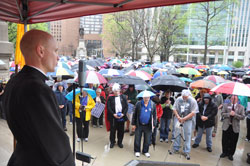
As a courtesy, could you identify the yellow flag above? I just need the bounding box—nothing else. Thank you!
[15,24,29,69]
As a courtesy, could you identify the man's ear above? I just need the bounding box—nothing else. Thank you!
[36,44,45,58]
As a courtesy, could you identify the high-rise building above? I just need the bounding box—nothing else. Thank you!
[225,0,250,65]
[50,18,80,56]
[172,0,250,66]
[80,15,103,57]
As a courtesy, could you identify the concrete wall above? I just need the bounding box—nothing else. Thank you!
[0,21,12,80]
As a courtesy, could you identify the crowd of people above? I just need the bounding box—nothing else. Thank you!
[1,29,250,166]
[38,76,249,161]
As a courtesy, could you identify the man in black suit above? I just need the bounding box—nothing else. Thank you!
[3,30,75,166]
[107,83,128,149]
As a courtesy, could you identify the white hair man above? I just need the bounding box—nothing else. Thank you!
[107,83,128,148]
[172,89,198,160]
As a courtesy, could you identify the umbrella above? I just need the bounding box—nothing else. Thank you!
[213,65,232,71]
[233,72,245,76]
[195,65,209,70]
[192,76,204,81]
[152,71,168,79]
[190,80,216,90]
[151,75,187,92]
[204,75,226,84]
[126,70,152,80]
[65,88,96,101]
[86,65,96,71]
[109,59,122,64]
[180,77,192,82]
[218,71,229,75]
[139,67,153,74]
[57,62,71,70]
[211,82,250,97]
[85,71,107,84]
[47,67,75,79]
[109,75,147,85]
[99,69,124,76]
[151,63,165,69]
[185,64,195,68]
[137,90,155,98]
[177,67,201,76]
[86,59,103,67]
[135,84,152,91]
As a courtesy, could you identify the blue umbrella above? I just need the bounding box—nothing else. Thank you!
[180,77,192,82]
[137,90,155,98]
[66,88,96,101]
[152,71,168,79]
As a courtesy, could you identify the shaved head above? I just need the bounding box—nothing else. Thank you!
[20,29,59,73]
[20,29,52,57]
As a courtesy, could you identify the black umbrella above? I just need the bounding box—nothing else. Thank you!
[193,76,204,81]
[86,59,104,67]
[233,72,245,76]
[151,75,187,92]
[109,75,147,85]
[243,75,250,84]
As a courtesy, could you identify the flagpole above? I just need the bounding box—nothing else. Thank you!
[14,21,27,150]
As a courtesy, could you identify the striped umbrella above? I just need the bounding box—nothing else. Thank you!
[152,71,168,79]
[139,67,153,74]
[211,82,250,97]
[109,59,122,64]
[99,69,124,76]
[195,65,209,70]
[204,75,226,84]
[190,80,216,90]
[58,62,71,69]
[47,67,74,79]
[126,70,152,80]
[85,71,107,84]
[177,67,201,76]
[218,71,229,75]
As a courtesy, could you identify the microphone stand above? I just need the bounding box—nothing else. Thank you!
[72,83,76,160]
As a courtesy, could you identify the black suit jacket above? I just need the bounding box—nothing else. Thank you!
[107,94,128,121]
[3,66,75,166]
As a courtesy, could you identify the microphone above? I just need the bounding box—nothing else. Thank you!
[78,60,86,88]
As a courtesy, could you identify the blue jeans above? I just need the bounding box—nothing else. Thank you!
[60,108,67,128]
[194,126,213,148]
[171,117,177,140]
[173,118,192,154]
[134,124,152,153]
[160,118,171,140]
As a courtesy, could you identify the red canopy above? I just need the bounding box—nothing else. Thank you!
[1,0,212,24]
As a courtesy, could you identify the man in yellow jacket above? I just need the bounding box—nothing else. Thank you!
[75,90,95,142]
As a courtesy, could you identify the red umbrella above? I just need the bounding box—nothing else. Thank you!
[211,82,250,97]
[1,0,213,24]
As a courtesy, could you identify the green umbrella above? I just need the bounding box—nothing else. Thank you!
[139,67,153,75]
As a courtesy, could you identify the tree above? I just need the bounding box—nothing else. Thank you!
[232,61,243,68]
[191,1,232,65]
[8,22,49,51]
[140,8,161,64]
[103,14,131,58]
[158,6,188,62]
